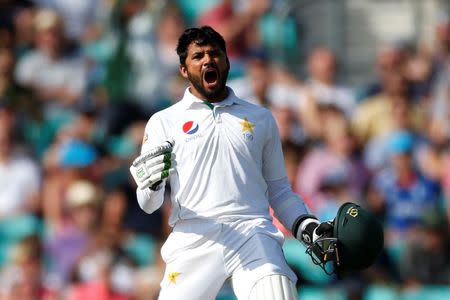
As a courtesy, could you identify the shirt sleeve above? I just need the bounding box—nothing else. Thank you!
[15,54,37,86]
[65,59,87,95]
[351,102,372,144]
[135,113,169,214]
[267,177,311,232]
[262,112,287,181]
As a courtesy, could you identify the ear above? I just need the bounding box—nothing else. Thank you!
[179,65,188,79]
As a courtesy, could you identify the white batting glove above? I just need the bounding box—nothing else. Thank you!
[293,215,334,246]
[130,140,176,190]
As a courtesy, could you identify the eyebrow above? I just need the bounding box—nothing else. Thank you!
[191,48,220,55]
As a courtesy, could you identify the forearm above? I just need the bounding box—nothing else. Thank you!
[215,11,257,42]
[35,86,80,104]
[131,138,175,214]
[268,180,332,250]
[267,177,312,235]
[136,186,165,214]
[210,0,268,43]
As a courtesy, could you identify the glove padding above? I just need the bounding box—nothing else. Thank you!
[295,217,334,246]
[130,140,176,190]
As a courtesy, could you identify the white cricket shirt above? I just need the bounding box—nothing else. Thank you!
[138,87,287,226]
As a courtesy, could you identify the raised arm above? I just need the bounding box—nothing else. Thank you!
[130,114,175,214]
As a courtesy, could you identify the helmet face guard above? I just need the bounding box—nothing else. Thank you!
[305,202,384,277]
[306,236,341,276]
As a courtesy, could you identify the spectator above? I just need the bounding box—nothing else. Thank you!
[228,48,272,106]
[41,138,100,272]
[44,180,101,287]
[0,235,56,300]
[0,48,15,99]
[298,48,356,139]
[403,45,434,102]
[423,13,450,145]
[432,12,450,63]
[68,223,136,300]
[197,0,270,77]
[271,105,304,146]
[368,131,441,244]
[230,48,304,112]
[128,2,186,111]
[358,41,410,101]
[101,0,147,104]
[133,245,165,300]
[0,1,35,50]
[301,48,356,115]
[15,9,87,107]
[96,187,159,264]
[0,47,34,117]
[0,100,41,218]
[352,67,425,172]
[296,110,367,215]
[33,0,102,42]
[400,210,450,286]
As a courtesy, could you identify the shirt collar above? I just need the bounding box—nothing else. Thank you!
[180,86,242,110]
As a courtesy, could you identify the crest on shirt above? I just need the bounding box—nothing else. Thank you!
[182,121,199,135]
[168,271,181,284]
[240,118,254,141]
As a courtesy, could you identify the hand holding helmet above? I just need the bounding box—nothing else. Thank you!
[297,203,384,277]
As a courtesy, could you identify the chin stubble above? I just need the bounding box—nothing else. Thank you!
[187,68,229,100]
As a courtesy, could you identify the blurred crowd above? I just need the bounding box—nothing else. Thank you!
[0,0,449,299]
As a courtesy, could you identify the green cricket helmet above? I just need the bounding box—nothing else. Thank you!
[306,202,384,276]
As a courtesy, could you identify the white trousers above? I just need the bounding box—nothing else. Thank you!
[158,218,297,300]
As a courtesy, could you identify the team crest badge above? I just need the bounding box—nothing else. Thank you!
[240,118,254,141]
[168,271,181,284]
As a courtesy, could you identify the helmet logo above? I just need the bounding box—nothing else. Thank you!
[302,233,311,243]
[346,207,358,217]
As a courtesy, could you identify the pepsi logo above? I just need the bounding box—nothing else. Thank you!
[182,121,199,135]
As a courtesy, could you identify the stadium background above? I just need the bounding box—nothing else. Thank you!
[0,0,449,299]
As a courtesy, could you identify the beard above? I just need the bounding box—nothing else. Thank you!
[187,66,229,100]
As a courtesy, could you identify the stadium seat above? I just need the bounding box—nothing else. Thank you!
[282,238,333,284]
[124,234,156,266]
[176,0,218,25]
[402,286,450,300]
[363,284,400,300]
[298,286,347,300]
[216,294,237,300]
[0,215,43,266]
[259,14,298,51]
[216,281,237,300]
[385,240,407,269]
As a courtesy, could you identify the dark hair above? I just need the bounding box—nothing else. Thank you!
[176,26,227,65]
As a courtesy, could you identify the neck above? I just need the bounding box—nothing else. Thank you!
[102,220,123,231]
[314,77,333,86]
[386,91,407,100]
[190,86,229,103]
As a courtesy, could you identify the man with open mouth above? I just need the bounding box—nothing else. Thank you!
[183,38,229,102]
[129,26,345,300]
